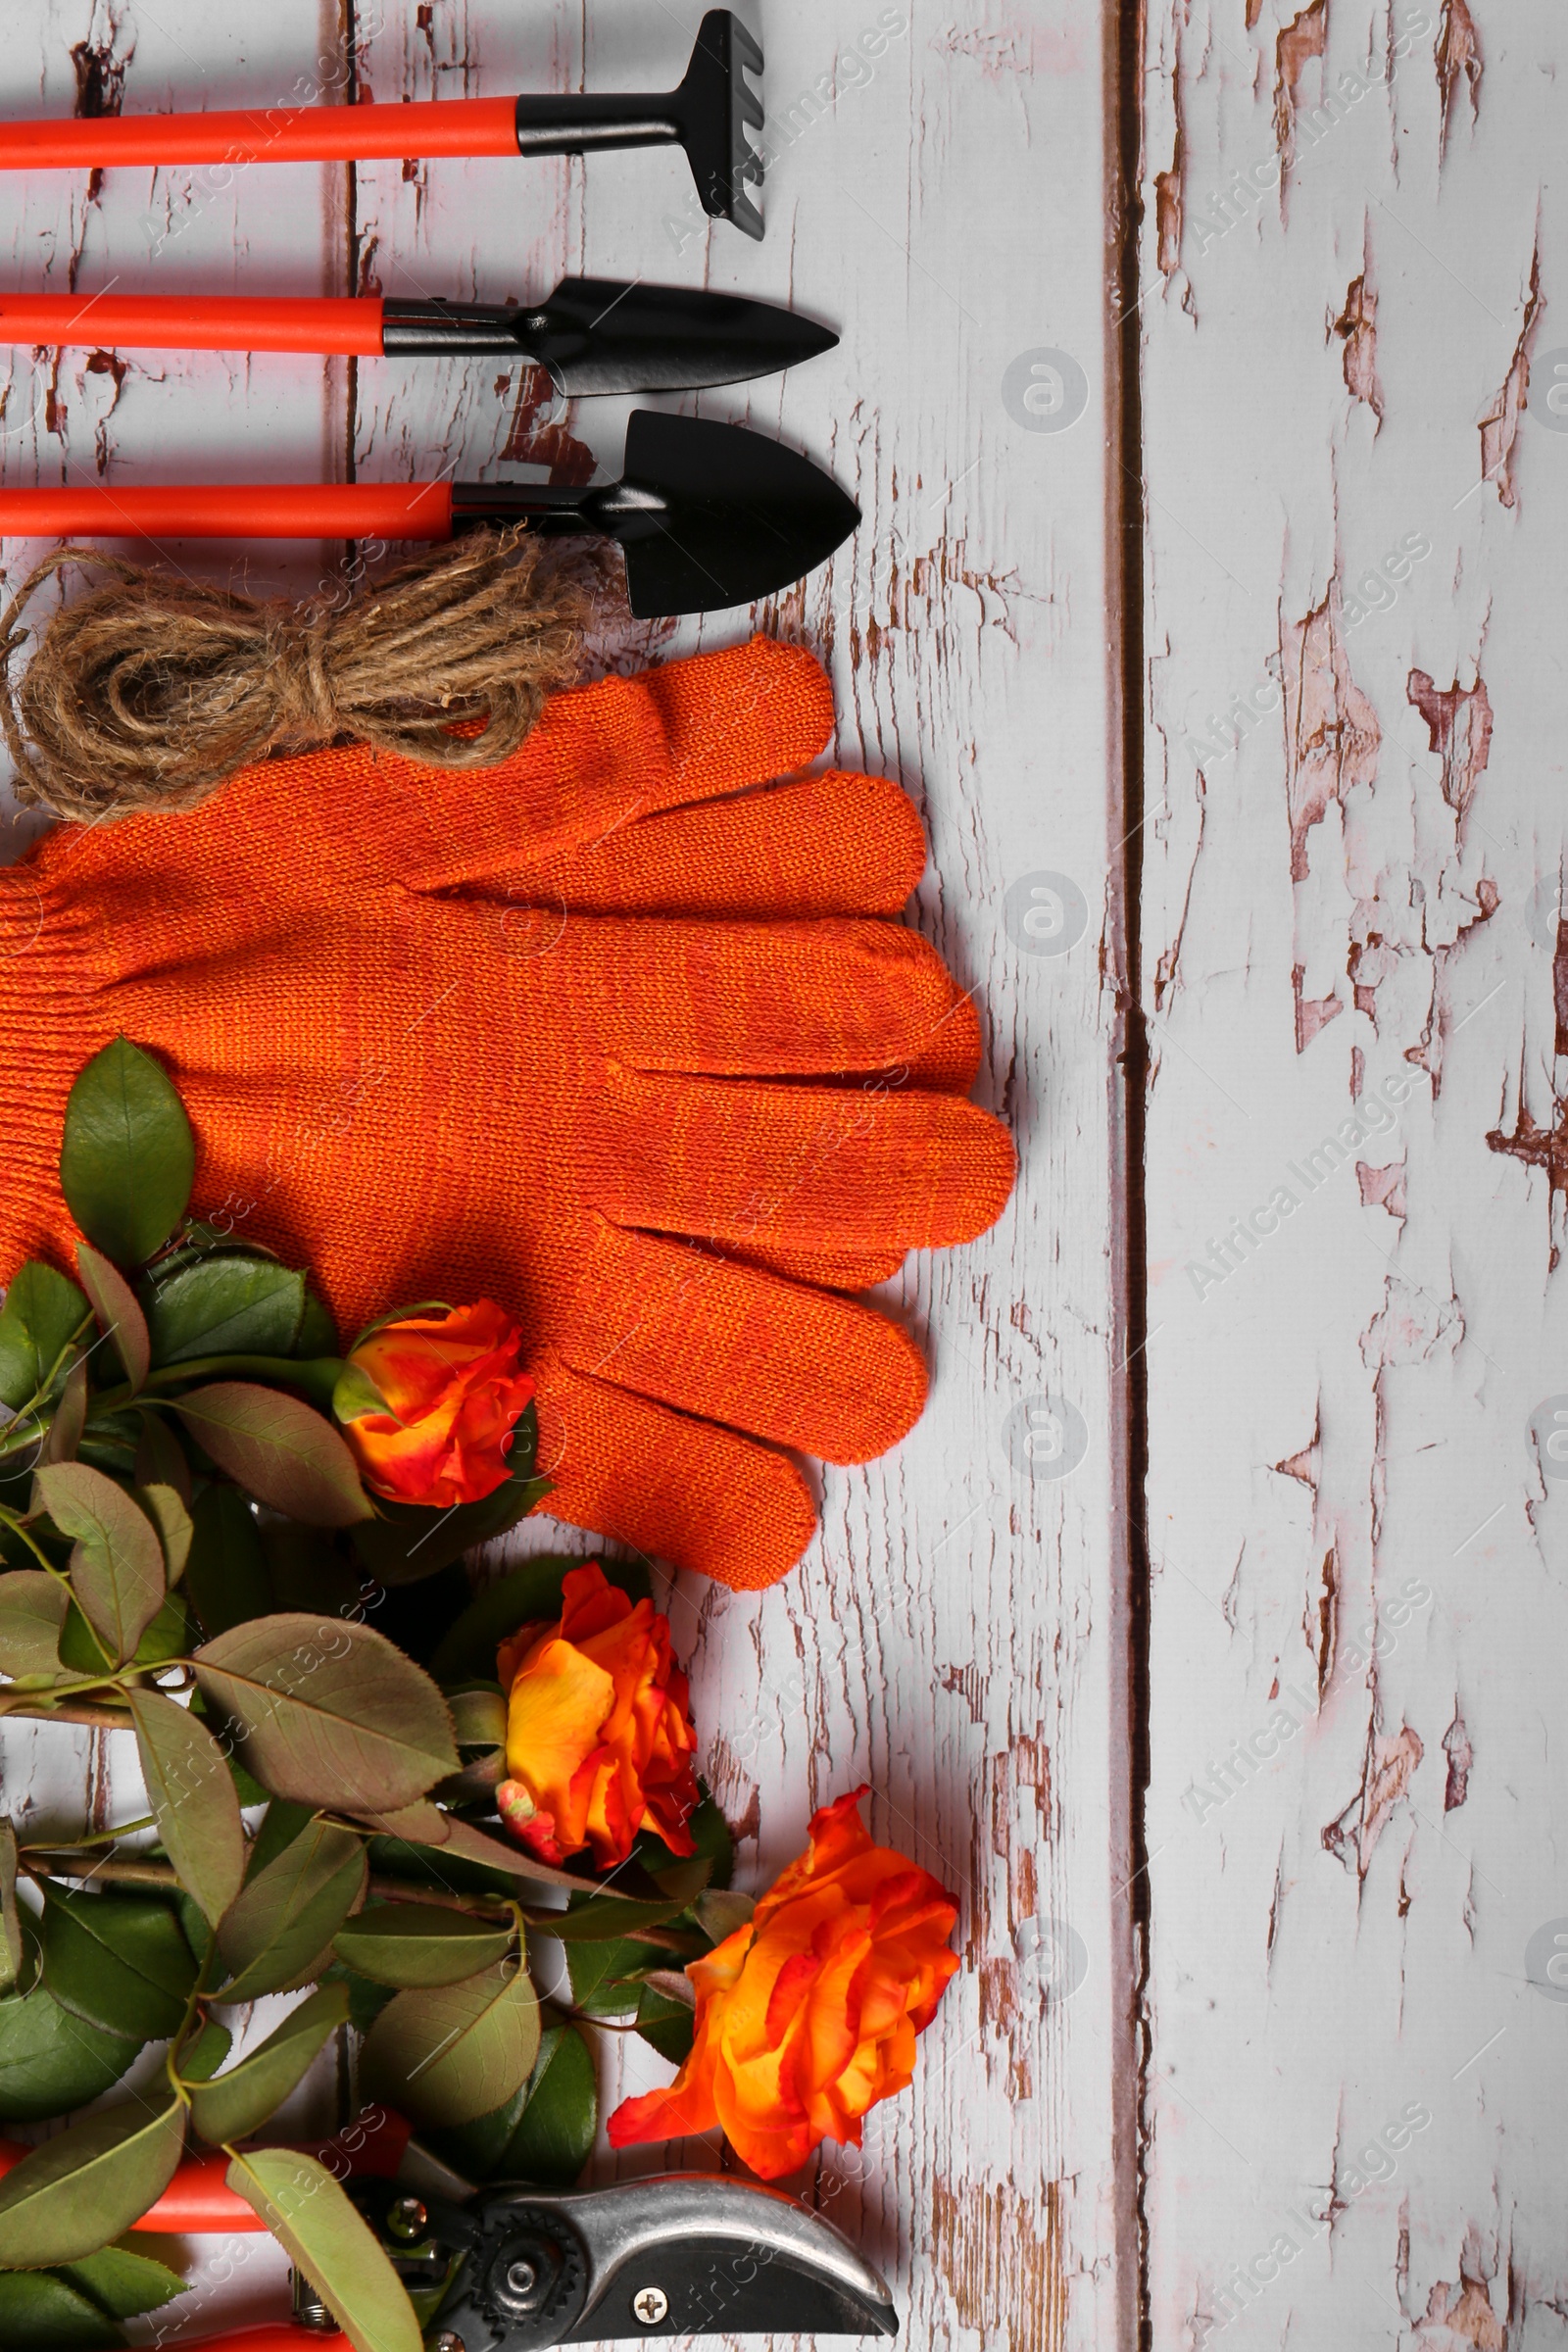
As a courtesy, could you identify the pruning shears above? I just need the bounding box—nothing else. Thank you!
[53,2111,899,2349]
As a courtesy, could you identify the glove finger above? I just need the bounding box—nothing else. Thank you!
[498,912,973,1079]
[727,1239,908,1291]
[561,1222,927,1463]
[520,772,927,918]
[583,1066,1016,1254]
[639,634,834,802]
[532,1349,815,1590]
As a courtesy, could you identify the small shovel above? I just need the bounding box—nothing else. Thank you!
[0,277,833,396]
[0,10,769,238]
[0,412,859,618]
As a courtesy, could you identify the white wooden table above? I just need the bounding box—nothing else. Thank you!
[2,2,1560,2347]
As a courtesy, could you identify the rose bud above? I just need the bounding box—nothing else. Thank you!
[338,1299,534,1509]
[496,1562,700,1871]
[608,1787,959,2180]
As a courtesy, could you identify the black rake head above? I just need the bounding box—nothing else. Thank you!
[676,10,765,239]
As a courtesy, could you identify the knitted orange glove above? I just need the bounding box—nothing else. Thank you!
[0,637,1013,1588]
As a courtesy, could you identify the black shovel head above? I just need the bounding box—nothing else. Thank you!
[605,411,859,617]
[532,276,837,397]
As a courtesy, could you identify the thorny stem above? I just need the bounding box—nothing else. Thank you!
[24,1854,179,1888]
[168,1936,222,2103]
[360,1875,705,1953]
[21,1813,156,1853]
[0,1509,75,1583]
[0,1700,135,1730]
[0,1312,96,1441]
[0,1347,336,1461]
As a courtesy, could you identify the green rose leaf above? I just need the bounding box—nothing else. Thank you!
[216,1820,368,2003]
[133,1483,192,1583]
[563,1935,660,2019]
[40,1889,197,2042]
[177,2018,232,2082]
[361,1957,541,2129]
[0,2097,185,2266]
[635,1977,698,2067]
[423,2017,598,2188]
[332,1362,396,1425]
[187,1983,349,2144]
[30,1463,167,1667]
[351,1801,583,1896]
[0,1262,92,1415]
[144,1256,306,1367]
[503,2021,599,2184]
[546,1889,691,1943]
[0,1981,137,2123]
[126,1689,246,1927]
[174,1384,371,1527]
[41,1359,89,1466]
[260,1521,363,1619]
[192,1615,458,1813]
[132,1413,192,1505]
[74,1247,150,1395]
[448,1687,507,1749]
[62,2244,186,2319]
[435,1686,506,1804]
[59,1589,191,1679]
[0,1570,69,1683]
[295,1291,339,1359]
[332,1904,515,1989]
[182,1486,270,1640]
[692,1887,755,1944]
[245,1797,317,1879]
[0,2269,127,2348]
[60,1040,195,1270]
[224,2148,422,2352]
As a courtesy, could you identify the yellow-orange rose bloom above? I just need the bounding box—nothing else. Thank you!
[607,1787,959,2179]
[495,1563,699,1871]
[339,1299,534,1509]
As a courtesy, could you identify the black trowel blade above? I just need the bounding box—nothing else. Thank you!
[608,410,860,617]
[530,276,837,397]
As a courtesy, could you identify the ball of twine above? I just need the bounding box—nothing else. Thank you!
[0,528,597,824]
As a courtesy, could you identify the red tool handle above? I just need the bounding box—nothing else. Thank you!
[0,293,385,357]
[0,479,456,542]
[0,95,520,172]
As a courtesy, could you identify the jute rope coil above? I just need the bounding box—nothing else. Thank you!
[0,528,595,823]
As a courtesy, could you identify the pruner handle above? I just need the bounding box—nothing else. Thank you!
[159,2331,349,2352]
[0,2108,413,2234]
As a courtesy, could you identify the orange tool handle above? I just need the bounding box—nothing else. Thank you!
[0,2110,413,2232]
[0,94,520,171]
[168,2331,349,2352]
[0,293,385,357]
[0,2139,268,2230]
[0,480,456,541]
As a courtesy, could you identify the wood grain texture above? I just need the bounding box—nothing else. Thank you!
[1139,2,1568,2343]
[0,2,1128,2345]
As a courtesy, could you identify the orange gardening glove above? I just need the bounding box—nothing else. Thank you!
[0,637,1013,1588]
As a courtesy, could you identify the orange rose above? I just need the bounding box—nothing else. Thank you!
[338,1299,534,1509]
[495,1563,700,1871]
[607,1787,958,2180]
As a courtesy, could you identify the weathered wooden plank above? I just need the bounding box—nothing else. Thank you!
[353,3,1131,2346]
[0,2,1130,2344]
[1140,2,1568,2341]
